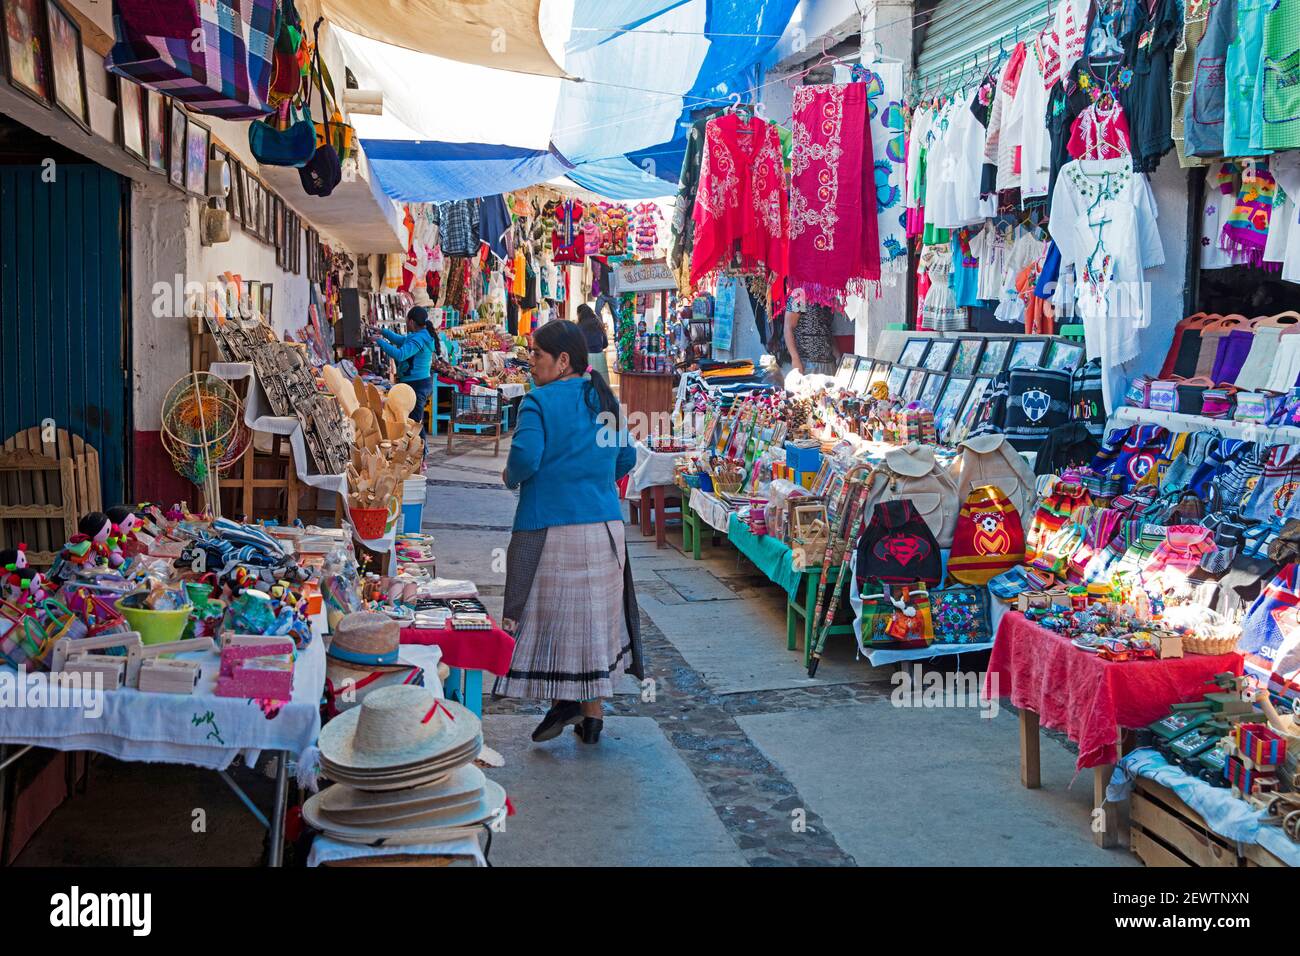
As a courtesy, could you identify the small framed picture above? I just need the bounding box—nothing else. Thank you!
[953,377,993,443]
[1007,338,1049,370]
[885,365,908,398]
[184,119,209,196]
[934,376,973,442]
[227,159,241,223]
[977,338,1011,376]
[247,280,261,318]
[209,143,230,200]
[167,101,187,188]
[834,354,858,387]
[240,167,253,225]
[1045,339,1086,371]
[45,0,86,129]
[118,76,146,163]
[922,339,956,372]
[898,337,929,367]
[867,361,890,391]
[261,283,273,324]
[902,368,927,403]
[3,0,50,106]
[952,338,984,376]
[919,372,946,411]
[145,89,167,174]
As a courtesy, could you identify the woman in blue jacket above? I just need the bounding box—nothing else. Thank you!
[376,307,441,437]
[497,320,643,745]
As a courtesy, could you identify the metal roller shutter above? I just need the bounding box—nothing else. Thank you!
[915,0,1052,88]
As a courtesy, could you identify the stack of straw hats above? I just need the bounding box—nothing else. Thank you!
[325,611,424,713]
[306,684,506,844]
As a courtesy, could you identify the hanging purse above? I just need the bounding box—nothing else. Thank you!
[300,18,343,197]
[859,584,934,650]
[928,586,991,645]
[249,99,316,167]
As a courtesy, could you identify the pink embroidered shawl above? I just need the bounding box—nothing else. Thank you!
[787,84,880,306]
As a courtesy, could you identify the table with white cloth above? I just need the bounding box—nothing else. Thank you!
[208,362,398,567]
[623,440,701,549]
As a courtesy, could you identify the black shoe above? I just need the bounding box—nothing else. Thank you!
[574,717,603,744]
[531,701,581,742]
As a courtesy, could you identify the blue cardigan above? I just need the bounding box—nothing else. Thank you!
[377,328,437,382]
[504,377,635,532]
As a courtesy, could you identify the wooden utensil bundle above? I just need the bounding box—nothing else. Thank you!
[347,445,420,511]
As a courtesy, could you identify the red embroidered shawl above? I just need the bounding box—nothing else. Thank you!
[690,113,788,287]
[788,83,880,306]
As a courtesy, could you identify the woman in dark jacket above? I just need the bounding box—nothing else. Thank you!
[576,303,610,379]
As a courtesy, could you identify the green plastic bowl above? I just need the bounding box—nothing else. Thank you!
[115,596,193,646]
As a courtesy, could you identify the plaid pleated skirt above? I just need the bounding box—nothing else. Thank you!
[495,520,630,701]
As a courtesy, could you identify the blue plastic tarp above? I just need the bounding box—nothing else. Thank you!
[362,140,572,202]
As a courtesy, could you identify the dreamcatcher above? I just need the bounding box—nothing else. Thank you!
[161,373,250,516]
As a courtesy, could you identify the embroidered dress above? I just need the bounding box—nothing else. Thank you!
[1018,41,1053,198]
[1067,99,1133,159]
[972,220,1013,301]
[788,83,880,306]
[690,113,789,288]
[1042,0,1092,86]
[994,44,1028,192]
[919,244,967,331]
[905,106,934,238]
[1049,156,1164,404]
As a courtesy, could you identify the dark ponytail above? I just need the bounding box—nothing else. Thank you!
[407,306,443,358]
[531,319,620,421]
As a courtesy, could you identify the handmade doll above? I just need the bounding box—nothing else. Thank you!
[77,512,122,569]
[106,505,144,559]
[0,544,46,606]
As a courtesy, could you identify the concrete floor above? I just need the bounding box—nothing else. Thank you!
[13,432,1140,866]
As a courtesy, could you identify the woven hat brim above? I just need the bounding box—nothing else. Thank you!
[303,779,506,840]
[317,697,480,771]
[319,764,486,814]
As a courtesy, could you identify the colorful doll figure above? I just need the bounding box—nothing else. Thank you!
[78,511,122,569]
[106,506,144,559]
[0,544,46,606]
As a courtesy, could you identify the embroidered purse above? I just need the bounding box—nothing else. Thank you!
[1125,375,1154,408]
[928,586,992,644]
[858,585,934,650]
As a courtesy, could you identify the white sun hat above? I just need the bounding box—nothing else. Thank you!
[317,684,480,772]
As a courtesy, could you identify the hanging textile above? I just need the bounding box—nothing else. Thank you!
[788,84,880,306]
[862,61,908,275]
[690,113,789,288]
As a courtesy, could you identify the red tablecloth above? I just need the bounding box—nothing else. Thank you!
[400,625,516,677]
[984,612,1243,770]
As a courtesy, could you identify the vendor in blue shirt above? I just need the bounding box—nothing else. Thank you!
[375,307,441,438]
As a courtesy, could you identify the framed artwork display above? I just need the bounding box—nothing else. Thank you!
[1007,338,1049,370]
[951,338,984,376]
[184,119,209,196]
[834,354,858,387]
[261,283,273,324]
[885,365,908,398]
[898,337,929,368]
[922,339,956,372]
[934,376,973,442]
[3,0,50,106]
[145,89,167,174]
[226,158,241,223]
[867,361,890,391]
[902,368,927,404]
[1045,339,1086,371]
[167,101,187,188]
[919,372,946,411]
[976,338,1011,376]
[45,0,86,129]
[118,76,146,163]
[952,377,993,444]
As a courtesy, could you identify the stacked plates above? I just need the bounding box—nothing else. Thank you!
[311,684,507,845]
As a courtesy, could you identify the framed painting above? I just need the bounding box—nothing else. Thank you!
[976,338,1011,376]
[145,89,167,174]
[118,76,146,163]
[885,365,908,398]
[3,0,49,106]
[167,101,186,188]
[184,119,209,196]
[898,337,929,368]
[934,376,973,442]
[1007,338,1049,371]
[919,372,946,412]
[922,339,956,373]
[952,377,993,444]
[45,0,86,129]
[1045,339,1086,372]
[951,337,984,376]
[902,368,927,404]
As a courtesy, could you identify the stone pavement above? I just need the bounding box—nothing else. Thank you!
[425,437,1140,868]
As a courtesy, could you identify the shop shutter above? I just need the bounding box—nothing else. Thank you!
[915,0,1052,88]
[0,165,129,505]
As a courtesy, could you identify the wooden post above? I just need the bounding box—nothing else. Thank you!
[1092,727,1122,849]
[1019,708,1041,790]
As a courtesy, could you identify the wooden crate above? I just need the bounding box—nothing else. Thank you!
[0,428,101,566]
[1130,778,1240,867]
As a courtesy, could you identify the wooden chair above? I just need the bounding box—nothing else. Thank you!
[0,427,102,566]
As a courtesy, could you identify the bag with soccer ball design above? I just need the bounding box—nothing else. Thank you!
[855,499,942,589]
[948,485,1026,585]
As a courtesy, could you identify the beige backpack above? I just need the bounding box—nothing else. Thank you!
[949,434,1037,531]
[861,443,959,547]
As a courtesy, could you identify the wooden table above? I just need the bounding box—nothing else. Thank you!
[629,485,682,549]
[618,370,675,441]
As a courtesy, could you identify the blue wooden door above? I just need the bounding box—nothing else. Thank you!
[0,164,129,505]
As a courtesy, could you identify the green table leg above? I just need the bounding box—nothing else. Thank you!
[802,569,818,668]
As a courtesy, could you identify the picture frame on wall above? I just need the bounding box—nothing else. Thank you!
[261,283,273,324]
[976,338,1011,376]
[1045,339,1086,371]
[1007,338,1049,370]
[247,280,261,319]
[951,337,984,376]
[922,339,956,373]
[118,76,146,163]
[167,100,186,188]
[240,168,253,226]
[898,337,929,368]
[3,0,51,106]
[44,0,86,130]
[145,89,166,174]
[184,119,209,196]
[226,158,241,223]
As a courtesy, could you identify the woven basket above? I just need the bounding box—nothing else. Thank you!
[1182,633,1239,656]
[712,476,743,495]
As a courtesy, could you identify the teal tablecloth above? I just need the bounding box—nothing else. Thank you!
[727,514,804,598]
